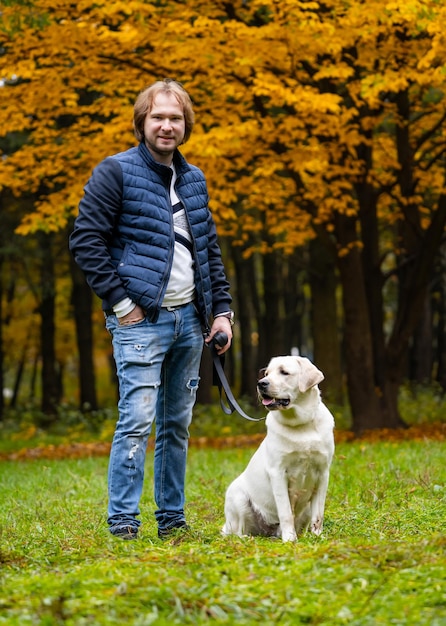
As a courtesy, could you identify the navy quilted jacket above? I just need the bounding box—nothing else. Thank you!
[69,142,232,330]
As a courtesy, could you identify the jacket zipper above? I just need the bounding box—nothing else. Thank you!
[152,183,175,317]
[175,182,210,332]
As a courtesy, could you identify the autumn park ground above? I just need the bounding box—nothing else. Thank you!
[0,390,445,626]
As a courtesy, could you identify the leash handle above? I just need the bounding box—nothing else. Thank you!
[213,330,229,349]
[209,334,265,422]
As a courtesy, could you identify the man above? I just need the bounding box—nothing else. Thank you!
[69,78,234,540]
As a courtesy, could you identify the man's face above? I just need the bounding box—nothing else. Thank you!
[143,92,186,165]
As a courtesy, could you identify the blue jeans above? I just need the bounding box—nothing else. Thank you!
[105,302,204,533]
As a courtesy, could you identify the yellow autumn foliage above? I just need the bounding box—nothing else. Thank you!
[0,0,444,254]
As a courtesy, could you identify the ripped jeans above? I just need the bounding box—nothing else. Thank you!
[105,302,204,533]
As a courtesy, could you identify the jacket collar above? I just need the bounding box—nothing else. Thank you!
[138,142,190,178]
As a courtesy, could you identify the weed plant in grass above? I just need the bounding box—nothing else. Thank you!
[0,440,445,625]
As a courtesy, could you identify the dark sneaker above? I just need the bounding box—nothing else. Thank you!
[110,525,138,540]
[158,521,189,539]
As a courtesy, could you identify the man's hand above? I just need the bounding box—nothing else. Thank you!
[205,317,233,354]
[118,305,145,326]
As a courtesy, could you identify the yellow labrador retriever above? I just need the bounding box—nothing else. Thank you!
[222,355,335,542]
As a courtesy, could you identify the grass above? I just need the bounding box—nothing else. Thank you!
[0,440,445,625]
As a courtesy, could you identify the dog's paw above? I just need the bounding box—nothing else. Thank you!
[281,530,297,542]
[311,519,323,536]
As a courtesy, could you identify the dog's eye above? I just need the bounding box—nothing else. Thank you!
[280,368,289,376]
[258,368,267,379]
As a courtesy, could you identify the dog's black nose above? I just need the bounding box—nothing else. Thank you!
[257,379,269,391]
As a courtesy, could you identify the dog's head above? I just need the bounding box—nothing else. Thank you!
[257,355,324,410]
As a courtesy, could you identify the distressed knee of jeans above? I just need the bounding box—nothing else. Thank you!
[128,442,140,460]
[186,377,200,395]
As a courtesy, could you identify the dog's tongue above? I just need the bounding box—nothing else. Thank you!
[262,398,275,406]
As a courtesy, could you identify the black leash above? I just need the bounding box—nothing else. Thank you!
[209,332,265,422]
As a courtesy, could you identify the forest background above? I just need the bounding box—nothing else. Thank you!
[0,0,445,435]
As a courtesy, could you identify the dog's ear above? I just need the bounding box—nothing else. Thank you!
[297,357,324,392]
[258,367,267,380]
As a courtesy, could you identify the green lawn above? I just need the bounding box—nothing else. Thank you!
[0,440,445,625]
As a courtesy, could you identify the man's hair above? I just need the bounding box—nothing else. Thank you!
[133,78,195,144]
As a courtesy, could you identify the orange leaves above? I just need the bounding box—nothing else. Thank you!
[0,0,445,250]
[335,421,446,445]
[1,422,444,461]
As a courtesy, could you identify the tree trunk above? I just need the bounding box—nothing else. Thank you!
[335,213,383,432]
[436,247,446,391]
[231,245,258,403]
[436,286,446,392]
[283,250,306,357]
[356,172,406,428]
[260,247,283,363]
[387,197,446,398]
[384,92,446,401]
[356,168,388,398]
[38,232,60,418]
[409,294,433,383]
[0,251,3,420]
[309,237,344,405]
[10,330,31,408]
[69,252,98,411]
